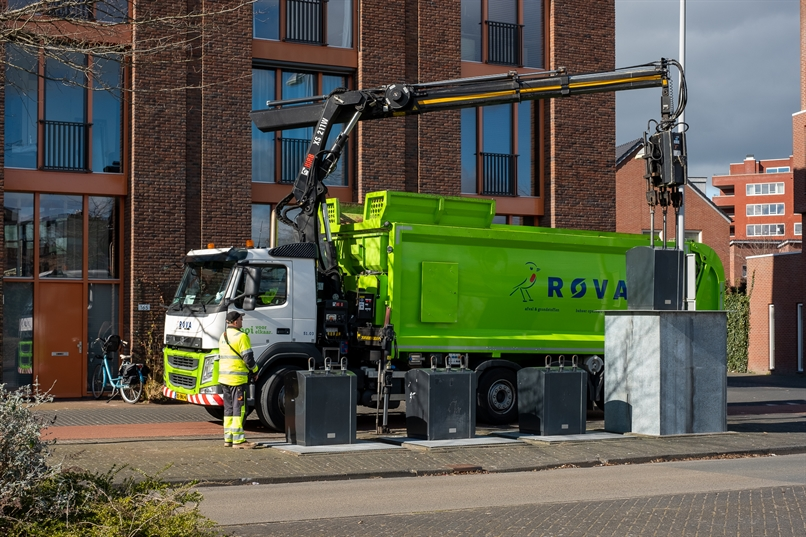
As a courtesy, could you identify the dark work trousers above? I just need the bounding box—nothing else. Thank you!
[221,384,246,445]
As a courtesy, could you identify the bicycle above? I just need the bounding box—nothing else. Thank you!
[90,334,144,403]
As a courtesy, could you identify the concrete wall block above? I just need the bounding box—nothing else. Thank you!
[605,311,728,436]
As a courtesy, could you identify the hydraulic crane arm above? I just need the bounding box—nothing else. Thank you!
[249,59,685,282]
[251,62,676,133]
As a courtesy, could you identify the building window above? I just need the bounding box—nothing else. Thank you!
[746,203,785,216]
[252,67,350,186]
[461,102,533,196]
[765,167,790,173]
[254,0,353,48]
[461,0,543,68]
[7,1,128,22]
[746,224,785,237]
[4,45,123,173]
[796,223,802,236]
[746,182,784,196]
[252,203,301,247]
[4,193,35,277]
[252,203,274,247]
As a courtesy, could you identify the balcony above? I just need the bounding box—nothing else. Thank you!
[481,152,517,196]
[286,0,325,45]
[41,120,90,172]
[486,20,521,66]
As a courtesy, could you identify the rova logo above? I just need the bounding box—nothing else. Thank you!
[510,263,628,301]
[547,277,627,300]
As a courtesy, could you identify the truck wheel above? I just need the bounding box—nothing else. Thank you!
[204,406,224,421]
[477,369,518,425]
[256,366,301,431]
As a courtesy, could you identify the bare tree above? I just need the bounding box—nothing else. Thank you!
[1,0,255,92]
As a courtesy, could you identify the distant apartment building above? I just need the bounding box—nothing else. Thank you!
[712,155,802,284]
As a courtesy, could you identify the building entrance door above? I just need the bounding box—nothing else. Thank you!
[35,282,84,397]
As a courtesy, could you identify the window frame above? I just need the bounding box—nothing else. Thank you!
[746,223,785,237]
[250,64,355,211]
[745,182,785,196]
[746,203,785,217]
[461,0,544,69]
[254,0,355,49]
[4,46,126,176]
[461,101,536,199]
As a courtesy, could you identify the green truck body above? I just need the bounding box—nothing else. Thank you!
[329,191,723,358]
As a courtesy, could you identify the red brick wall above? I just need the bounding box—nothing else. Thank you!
[615,151,731,279]
[128,1,252,352]
[357,0,460,200]
[545,0,616,231]
[417,0,461,196]
[130,1,190,350]
[795,113,805,216]
[200,1,251,247]
[747,253,804,373]
[357,0,410,200]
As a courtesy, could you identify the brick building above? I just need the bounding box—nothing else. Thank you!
[741,6,805,374]
[615,139,731,274]
[712,155,802,284]
[1,1,633,396]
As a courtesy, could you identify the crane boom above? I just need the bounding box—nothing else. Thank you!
[251,63,672,133]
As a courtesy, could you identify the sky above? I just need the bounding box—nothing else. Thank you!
[615,0,801,197]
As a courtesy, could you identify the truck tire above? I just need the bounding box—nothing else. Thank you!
[256,366,301,431]
[477,368,518,425]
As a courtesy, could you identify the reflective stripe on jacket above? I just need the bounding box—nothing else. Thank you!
[217,327,256,386]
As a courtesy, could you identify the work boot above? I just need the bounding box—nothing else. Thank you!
[224,442,232,447]
[232,441,260,449]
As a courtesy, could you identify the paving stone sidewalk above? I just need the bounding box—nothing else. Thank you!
[44,373,806,486]
[49,413,806,486]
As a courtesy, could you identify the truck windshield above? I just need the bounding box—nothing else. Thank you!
[169,261,234,311]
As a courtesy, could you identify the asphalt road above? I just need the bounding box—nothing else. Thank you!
[206,453,806,536]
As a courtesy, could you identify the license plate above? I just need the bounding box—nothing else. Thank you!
[175,393,188,401]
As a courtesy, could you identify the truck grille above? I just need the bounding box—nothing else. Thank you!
[169,373,196,389]
[168,354,198,370]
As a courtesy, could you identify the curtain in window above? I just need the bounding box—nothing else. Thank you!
[252,69,276,182]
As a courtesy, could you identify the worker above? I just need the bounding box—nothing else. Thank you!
[217,310,259,448]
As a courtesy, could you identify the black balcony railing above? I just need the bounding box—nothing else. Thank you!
[51,0,92,20]
[281,137,310,183]
[286,0,325,44]
[481,152,517,196]
[41,120,90,171]
[486,20,521,66]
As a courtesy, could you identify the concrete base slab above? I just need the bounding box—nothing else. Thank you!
[493,431,632,444]
[266,441,401,455]
[380,436,522,450]
[625,431,738,439]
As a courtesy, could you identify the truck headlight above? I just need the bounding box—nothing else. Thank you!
[201,354,218,384]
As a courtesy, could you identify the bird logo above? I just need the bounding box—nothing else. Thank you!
[510,262,539,302]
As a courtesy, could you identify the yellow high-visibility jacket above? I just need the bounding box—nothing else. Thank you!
[217,327,257,386]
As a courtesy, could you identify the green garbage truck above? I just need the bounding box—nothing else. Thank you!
[162,60,724,430]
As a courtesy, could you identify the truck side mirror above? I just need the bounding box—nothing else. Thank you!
[242,266,262,311]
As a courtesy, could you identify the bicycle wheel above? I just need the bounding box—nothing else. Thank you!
[121,374,143,403]
[91,364,105,399]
